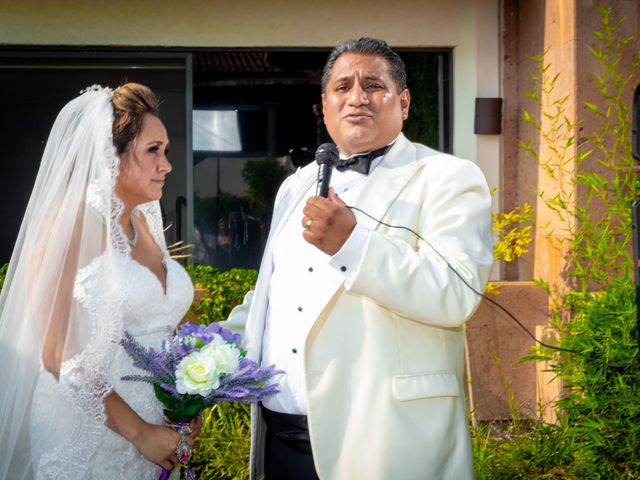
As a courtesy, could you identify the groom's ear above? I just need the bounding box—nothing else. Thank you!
[400,89,410,120]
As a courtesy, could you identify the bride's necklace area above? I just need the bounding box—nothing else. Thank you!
[128,218,139,248]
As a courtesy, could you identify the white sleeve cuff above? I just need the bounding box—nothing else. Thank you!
[329,223,370,286]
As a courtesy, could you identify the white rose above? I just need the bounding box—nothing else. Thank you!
[175,349,221,396]
[204,334,241,376]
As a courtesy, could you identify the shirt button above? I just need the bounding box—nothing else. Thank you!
[292,348,298,354]
[298,306,303,312]
[340,266,347,272]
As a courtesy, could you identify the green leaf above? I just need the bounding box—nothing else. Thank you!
[584,101,600,112]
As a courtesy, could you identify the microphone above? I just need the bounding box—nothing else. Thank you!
[315,142,339,197]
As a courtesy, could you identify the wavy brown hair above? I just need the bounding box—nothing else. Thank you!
[111,82,160,155]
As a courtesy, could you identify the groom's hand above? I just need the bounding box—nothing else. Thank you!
[302,188,356,255]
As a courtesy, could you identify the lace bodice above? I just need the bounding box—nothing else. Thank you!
[31,254,194,479]
[121,255,194,336]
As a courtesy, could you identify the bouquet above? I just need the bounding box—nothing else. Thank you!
[120,322,281,480]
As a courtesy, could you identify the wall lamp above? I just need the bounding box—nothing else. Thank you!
[474,97,503,135]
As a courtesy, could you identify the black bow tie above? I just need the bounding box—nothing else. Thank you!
[335,144,392,175]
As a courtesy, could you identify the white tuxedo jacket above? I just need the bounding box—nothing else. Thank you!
[227,133,494,479]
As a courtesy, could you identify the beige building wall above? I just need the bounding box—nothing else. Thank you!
[0,0,473,48]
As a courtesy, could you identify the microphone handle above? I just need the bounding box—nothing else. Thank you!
[317,162,332,197]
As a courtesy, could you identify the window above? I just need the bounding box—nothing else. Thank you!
[191,49,450,270]
[0,52,189,263]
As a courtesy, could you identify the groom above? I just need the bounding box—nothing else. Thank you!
[227,37,493,479]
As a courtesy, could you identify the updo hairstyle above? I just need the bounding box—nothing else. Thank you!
[111,83,160,155]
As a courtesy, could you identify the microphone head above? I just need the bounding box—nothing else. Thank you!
[315,143,339,166]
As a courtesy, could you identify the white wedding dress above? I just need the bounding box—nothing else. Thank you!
[30,253,194,479]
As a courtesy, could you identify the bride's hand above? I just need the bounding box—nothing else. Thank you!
[134,422,182,470]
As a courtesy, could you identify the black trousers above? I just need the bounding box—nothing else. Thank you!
[261,405,320,480]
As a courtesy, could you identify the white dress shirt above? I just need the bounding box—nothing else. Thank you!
[261,155,385,414]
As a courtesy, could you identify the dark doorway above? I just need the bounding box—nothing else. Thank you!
[0,53,189,264]
[190,49,450,270]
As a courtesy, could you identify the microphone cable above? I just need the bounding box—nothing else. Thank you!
[347,204,639,371]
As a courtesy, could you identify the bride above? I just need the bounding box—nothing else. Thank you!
[0,83,198,479]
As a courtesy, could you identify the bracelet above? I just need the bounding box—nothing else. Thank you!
[175,423,192,464]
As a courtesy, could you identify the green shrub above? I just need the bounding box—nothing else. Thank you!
[185,265,256,480]
[472,420,573,480]
[471,356,573,479]
[0,263,7,292]
[474,285,640,478]
[192,402,251,480]
[186,265,257,325]
[554,280,640,478]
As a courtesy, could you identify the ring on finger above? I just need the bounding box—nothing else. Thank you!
[304,218,313,229]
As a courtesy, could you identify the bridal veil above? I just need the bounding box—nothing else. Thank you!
[0,87,166,478]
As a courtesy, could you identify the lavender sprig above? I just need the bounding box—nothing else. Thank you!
[120,331,174,382]
[204,361,283,404]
